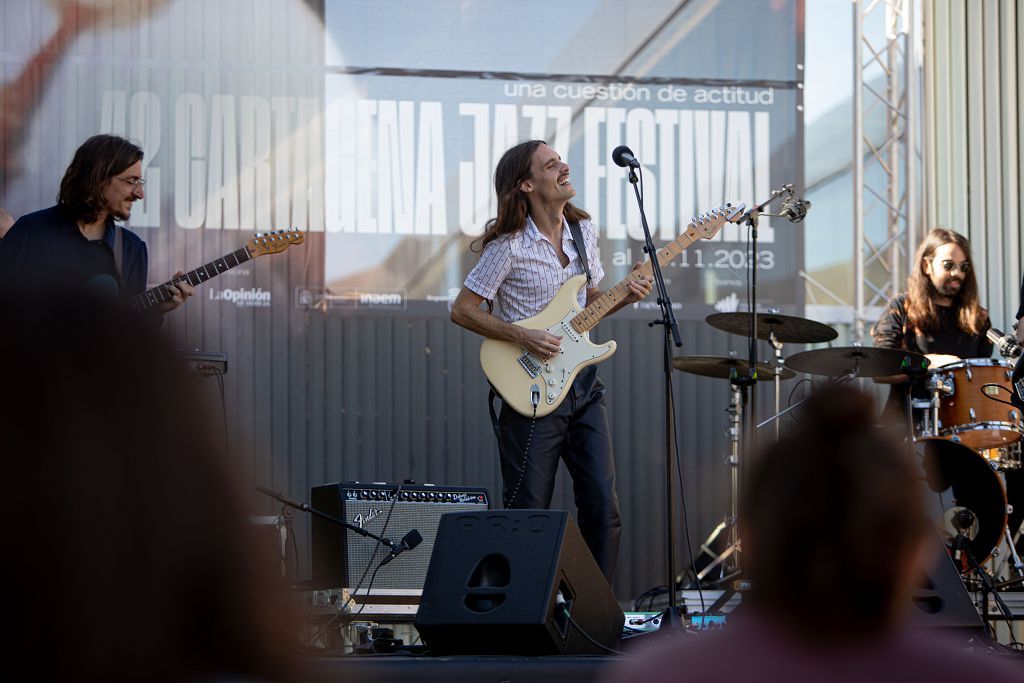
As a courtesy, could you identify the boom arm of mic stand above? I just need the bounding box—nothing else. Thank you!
[255,485,398,551]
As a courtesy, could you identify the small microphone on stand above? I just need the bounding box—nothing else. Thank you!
[378,529,423,567]
[778,189,811,223]
[952,508,977,534]
[987,327,1023,359]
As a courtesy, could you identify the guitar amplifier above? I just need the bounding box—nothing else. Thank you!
[310,482,490,592]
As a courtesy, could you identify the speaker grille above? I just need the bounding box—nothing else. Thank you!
[311,483,490,592]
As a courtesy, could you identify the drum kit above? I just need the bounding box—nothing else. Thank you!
[676,311,1024,585]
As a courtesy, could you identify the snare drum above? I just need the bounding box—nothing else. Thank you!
[934,358,1022,450]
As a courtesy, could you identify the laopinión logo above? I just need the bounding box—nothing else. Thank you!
[208,287,272,308]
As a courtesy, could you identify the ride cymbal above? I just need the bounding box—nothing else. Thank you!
[705,312,838,344]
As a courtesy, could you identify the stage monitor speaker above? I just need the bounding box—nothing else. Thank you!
[909,532,984,631]
[310,482,490,591]
[414,509,625,655]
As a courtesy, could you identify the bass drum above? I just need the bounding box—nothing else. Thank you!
[916,437,1007,572]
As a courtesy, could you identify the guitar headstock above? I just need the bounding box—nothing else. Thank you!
[687,203,747,239]
[246,228,305,257]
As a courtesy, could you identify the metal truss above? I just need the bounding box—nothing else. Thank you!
[851,0,923,341]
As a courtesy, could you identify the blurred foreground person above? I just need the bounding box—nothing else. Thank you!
[605,385,1020,682]
[0,295,295,683]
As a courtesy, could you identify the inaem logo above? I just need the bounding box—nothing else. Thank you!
[714,292,740,313]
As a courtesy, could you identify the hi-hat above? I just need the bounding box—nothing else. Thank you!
[785,346,929,378]
[672,355,796,381]
[705,312,838,344]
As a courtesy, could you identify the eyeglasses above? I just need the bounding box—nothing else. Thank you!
[938,259,970,274]
[114,176,146,187]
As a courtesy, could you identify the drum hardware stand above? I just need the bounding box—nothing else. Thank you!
[991,493,1024,580]
[756,369,858,429]
[769,329,784,440]
[1001,521,1024,578]
[689,378,745,586]
[953,530,1019,631]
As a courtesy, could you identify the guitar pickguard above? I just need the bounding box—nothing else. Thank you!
[519,311,612,409]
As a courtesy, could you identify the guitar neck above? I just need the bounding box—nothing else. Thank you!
[129,246,253,311]
[571,228,700,333]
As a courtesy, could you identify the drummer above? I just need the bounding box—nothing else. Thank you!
[872,227,993,414]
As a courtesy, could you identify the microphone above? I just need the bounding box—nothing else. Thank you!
[611,145,640,169]
[952,508,977,533]
[778,192,811,223]
[987,327,1022,359]
[378,529,423,567]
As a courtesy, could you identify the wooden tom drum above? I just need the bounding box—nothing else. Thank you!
[935,358,1022,450]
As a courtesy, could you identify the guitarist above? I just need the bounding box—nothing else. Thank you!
[451,140,652,582]
[0,134,192,312]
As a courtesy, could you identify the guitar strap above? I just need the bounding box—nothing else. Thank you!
[487,386,501,439]
[566,221,592,284]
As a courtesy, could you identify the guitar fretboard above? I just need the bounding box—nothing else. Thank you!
[570,225,704,334]
[129,246,252,311]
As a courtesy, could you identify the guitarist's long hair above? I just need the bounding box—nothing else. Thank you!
[472,140,590,252]
[57,134,144,224]
[905,227,987,336]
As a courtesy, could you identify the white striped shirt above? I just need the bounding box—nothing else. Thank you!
[464,215,605,323]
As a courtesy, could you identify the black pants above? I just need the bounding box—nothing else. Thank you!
[493,366,622,582]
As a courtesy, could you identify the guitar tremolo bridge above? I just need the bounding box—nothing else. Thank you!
[518,353,542,378]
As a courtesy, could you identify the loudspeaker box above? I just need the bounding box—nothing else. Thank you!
[415,509,624,655]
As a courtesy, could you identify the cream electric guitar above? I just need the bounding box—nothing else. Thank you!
[481,204,745,417]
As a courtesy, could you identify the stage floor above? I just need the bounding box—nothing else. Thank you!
[300,654,613,683]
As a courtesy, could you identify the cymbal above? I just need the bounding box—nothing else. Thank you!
[784,346,930,378]
[672,355,796,381]
[705,312,838,344]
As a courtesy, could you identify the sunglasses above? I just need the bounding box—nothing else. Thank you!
[937,259,970,274]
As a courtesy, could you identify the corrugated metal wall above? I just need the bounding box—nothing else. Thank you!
[272,303,805,599]
[925,0,1023,329]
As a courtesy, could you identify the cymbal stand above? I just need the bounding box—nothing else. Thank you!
[691,379,744,585]
[1003,522,1024,578]
[991,486,1024,580]
[757,369,859,428]
[769,330,784,440]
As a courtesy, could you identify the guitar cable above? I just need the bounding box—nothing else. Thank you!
[504,403,538,509]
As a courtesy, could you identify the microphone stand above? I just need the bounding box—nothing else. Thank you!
[953,532,1017,630]
[625,162,685,630]
[733,186,793,466]
[256,485,404,559]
